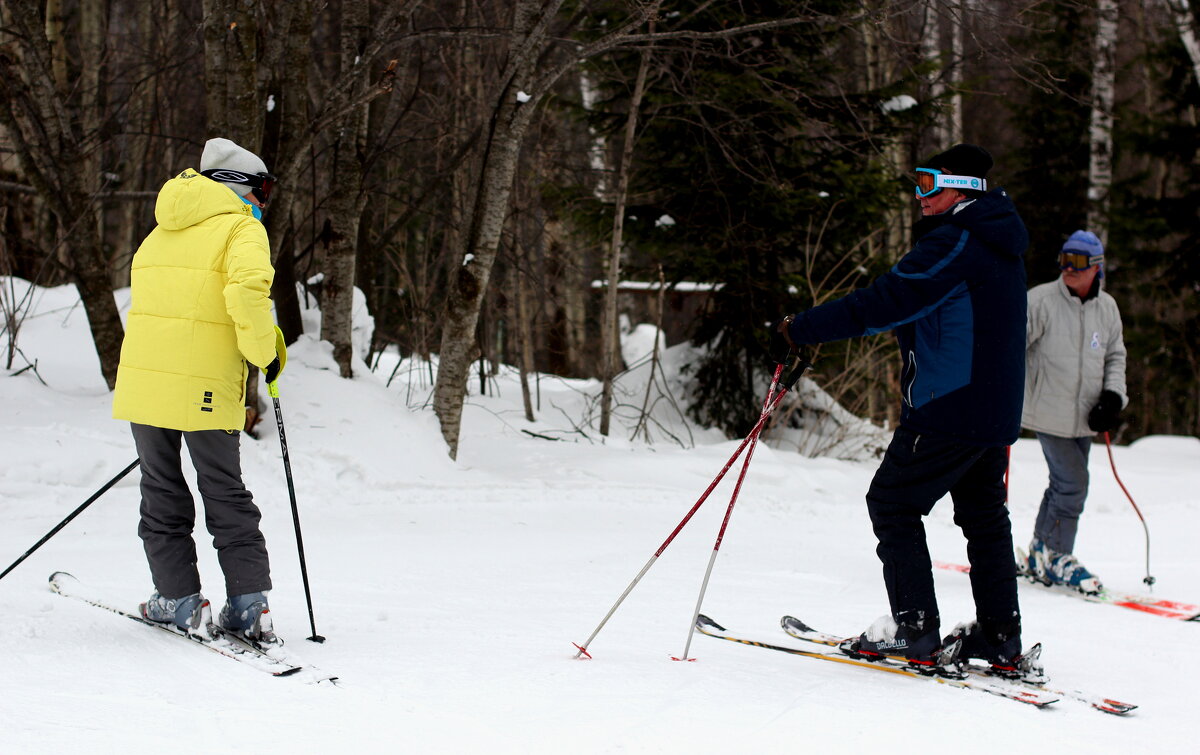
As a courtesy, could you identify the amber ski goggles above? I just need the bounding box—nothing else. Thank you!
[200,169,277,206]
[1059,251,1104,271]
[914,167,988,198]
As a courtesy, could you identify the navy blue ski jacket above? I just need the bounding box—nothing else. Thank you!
[787,188,1029,446]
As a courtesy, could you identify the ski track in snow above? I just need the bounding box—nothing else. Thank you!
[1,279,1198,752]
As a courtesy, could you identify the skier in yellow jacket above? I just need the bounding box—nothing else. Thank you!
[113,137,283,641]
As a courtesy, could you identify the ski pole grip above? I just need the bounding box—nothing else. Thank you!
[782,352,812,391]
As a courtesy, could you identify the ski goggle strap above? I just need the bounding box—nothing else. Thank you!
[200,169,277,205]
[1059,252,1104,271]
[914,167,988,198]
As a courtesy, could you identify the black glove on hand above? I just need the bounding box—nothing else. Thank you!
[264,355,282,384]
[1087,389,1123,433]
[769,315,798,364]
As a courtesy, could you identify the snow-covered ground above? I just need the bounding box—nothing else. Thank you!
[2,278,1198,753]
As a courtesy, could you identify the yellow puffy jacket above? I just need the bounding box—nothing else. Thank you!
[112,169,276,431]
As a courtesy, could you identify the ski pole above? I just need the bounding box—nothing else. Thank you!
[0,458,140,584]
[1103,431,1155,589]
[673,359,801,661]
[269,379,325,642]
[573,355,810,659]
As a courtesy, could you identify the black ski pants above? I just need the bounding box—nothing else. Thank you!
[865,426,1020,637]
[132,423,271,600]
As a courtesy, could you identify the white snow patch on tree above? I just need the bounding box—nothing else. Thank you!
[880,94,918,113]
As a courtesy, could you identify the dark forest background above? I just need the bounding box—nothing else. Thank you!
[2,0,1198,458]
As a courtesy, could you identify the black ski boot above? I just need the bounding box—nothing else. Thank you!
[943,619,1045,682]
[840,615,959,676]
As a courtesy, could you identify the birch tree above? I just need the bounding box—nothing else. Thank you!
[1166,0,1200,83]
[1086,0,1118,240]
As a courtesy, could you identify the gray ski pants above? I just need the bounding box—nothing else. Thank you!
[1032,432,1093,554]
[132,423,271,599]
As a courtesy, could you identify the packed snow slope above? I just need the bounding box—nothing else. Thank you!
[1,279,1198,753]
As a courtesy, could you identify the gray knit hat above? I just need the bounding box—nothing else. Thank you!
[200,138,268,198]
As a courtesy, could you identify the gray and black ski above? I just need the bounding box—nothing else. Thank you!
[49,571,337,684]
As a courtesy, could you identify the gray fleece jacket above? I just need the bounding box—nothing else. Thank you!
[1021,277,1127,438]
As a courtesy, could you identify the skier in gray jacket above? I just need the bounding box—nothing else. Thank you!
[1021,230,1127,594]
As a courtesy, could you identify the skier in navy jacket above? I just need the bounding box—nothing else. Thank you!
[777,144,1034,675]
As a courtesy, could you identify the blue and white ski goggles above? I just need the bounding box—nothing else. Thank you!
[914,167,988,198]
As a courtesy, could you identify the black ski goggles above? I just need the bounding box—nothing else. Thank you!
[1059,251,1103,271]
[200,168,277,206]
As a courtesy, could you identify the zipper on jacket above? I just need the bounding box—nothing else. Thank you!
[902,350,917,408]
[1075,301,1086,435]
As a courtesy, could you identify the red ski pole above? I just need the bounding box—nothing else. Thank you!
[1103,431,1155,588]
[573,356,809,659]
[672,358,803,661]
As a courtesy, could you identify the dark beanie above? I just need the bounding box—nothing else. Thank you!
[920,143,993,179]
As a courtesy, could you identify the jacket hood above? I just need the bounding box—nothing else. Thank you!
[943,187,1029,258]
[154,168,255,231]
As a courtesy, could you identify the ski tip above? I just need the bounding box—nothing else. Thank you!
[1100,699,1138,714]
[695,614,724,631]
[48,571,76,592]
[780,615,815,632]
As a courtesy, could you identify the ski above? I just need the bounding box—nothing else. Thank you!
[694,614,1058,708]
[49,572,337,684]
[780,615,1136,716]
[934,558,1200,622]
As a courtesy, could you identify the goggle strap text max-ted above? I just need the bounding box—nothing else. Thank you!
[914,167,988,198]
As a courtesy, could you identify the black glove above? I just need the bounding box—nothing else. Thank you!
[769,315,798,364]
[264,355,282,384]
[1087,389,1123,433]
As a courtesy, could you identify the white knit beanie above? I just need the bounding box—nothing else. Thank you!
[200,138,268,197]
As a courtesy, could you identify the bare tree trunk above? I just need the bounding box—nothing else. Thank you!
[432,1,796,457]
[921,0,949,150]
[947,0,964,144]
[599,36,652,437]
[263,0,313,344]
[0,0,124,388]
[1086,0,1118,241]
[201,0,260,146]
[434,0,565,458]
[1167,0,1200,83]
[319,0,371,377]
[512,259,535,422]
